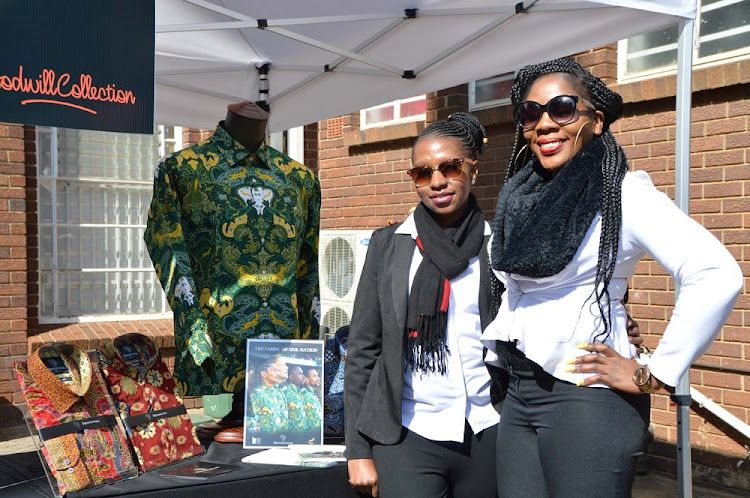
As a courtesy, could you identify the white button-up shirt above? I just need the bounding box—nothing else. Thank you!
[397,215,499,443]
[482,171,742,388]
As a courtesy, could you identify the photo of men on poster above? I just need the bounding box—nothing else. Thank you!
[243,339,324,448]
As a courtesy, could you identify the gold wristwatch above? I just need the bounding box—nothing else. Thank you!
[632,365,663,394]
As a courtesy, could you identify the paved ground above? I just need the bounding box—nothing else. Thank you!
[0,412,747,497]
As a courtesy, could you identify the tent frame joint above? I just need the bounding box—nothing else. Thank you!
[404,9,418,19]
[515,2,529,14]
[257,63,271,111]
[670,394,692,407]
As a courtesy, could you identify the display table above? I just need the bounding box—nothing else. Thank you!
[70,443,357,498]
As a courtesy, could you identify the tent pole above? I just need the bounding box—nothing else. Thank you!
[674,16,695,498]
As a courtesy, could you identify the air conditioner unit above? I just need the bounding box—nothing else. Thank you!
[319,230,372,303]
[320,300,354,337]
[319,230,371,335]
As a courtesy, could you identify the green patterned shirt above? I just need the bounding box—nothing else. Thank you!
[144,123,321,396]
[250,383,289,435]
[280,383,306,433]
[300,385,322,431]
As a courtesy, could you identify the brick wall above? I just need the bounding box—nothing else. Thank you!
[318,112,419,229]
[316,49,750,476]
[612,64,750,462]
[0,123,29,415]
[317,89,517,230]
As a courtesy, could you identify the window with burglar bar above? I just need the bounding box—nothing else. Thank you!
[469,71,515,111]
[360,95,426,129]
[37,125,181,322]
[619,0,750,81]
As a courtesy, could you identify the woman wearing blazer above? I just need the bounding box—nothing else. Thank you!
[344,113,501,497]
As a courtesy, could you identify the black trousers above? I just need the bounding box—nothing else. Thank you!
[496,360,650,498]
[372,422,498,498]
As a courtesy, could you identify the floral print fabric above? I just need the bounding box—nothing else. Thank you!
[14,344,137,495]
[97,333,203,471]
[144,123,321,396]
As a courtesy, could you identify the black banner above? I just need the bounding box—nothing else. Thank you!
[123,405,188,428]
[0,0,155,134]
[38,415,118,441]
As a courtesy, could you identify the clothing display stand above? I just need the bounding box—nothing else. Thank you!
[4,349,356,497]
[5,350,139,497]
[96,333,205,470]
[4,354,59,497]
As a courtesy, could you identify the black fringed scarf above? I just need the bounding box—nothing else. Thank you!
[491,136,610,277]
[406,194,485,374]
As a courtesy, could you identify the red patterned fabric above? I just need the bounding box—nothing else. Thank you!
[14,344,137,495]
[97,333,203,471]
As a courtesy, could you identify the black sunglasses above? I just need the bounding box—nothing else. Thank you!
[406,158,474,187]
[513,95,596,130]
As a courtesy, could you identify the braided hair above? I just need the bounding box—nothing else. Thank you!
[416,111,488,159]
[507,58,627,343]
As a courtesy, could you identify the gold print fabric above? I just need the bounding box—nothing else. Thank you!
[144,124,321,395]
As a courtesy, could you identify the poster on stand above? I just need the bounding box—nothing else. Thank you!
[243,339,324,449]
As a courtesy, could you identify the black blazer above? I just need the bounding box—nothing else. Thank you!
[343,222,503,460]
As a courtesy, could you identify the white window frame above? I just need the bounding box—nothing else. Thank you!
[360,95,426,130]
[268,126,305,164]
[158,124,183,157]
[618,0,750,83]
[37,126,177,324]
[469,72,515,111]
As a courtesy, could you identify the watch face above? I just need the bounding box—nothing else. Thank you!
[634,366,649,385]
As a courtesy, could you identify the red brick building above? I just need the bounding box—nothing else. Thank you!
[1,14,749,491]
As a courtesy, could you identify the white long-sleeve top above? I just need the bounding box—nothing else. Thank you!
[482,171,742,388]
[397,215,500,442]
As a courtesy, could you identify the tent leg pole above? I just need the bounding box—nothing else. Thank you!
[674,17,695,498]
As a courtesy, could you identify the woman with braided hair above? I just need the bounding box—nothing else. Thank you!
[482,58,742,496]
[344,112,503,497]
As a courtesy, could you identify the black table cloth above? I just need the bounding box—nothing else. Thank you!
[68,443,357,498]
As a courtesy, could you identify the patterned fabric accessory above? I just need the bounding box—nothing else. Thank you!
[97,333,204,472]
[15,344,137,495]
[323,326,348,437]
[144,123,322,396]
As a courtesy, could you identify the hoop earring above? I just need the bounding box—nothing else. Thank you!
[513,144,529,167]
[471,179,476,185]
[573,121,594,151]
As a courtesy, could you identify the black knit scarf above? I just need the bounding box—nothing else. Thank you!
[406,194,485,374]
[491,136,607,277]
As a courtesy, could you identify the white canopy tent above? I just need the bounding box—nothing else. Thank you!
[155,1,699,495]
[154,0,696,133]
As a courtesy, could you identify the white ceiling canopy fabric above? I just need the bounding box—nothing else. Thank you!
[155,0,697,133]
